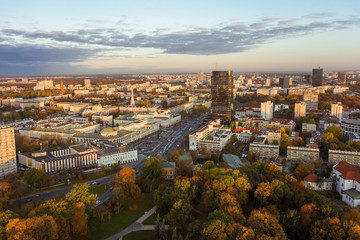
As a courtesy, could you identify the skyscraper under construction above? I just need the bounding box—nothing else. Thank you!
[211,71,233,122]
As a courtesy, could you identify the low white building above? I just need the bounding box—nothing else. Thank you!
[91,142,138,167]
[304,173,332,191]
[333,161,360,207]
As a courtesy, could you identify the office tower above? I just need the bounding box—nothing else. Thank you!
[279,77,292,88]
[198,72,205,82]
[130,88,135,106]
[304,74,312,84]
[61,80,64,95]
[312,67,323,87]
[331,102,343,121]
[84,79,91,87]
[294,102,307,118]
[265,79,271,86]
[0,127,17,178]
[261,101,273,120]
[338,72,346,85]
[211,71,234,121]
[303,90,318,110]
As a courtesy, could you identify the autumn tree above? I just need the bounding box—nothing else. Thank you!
[204,160,215,170]
[293,164,311,180]
[71,202,88,237]
[248,209,286,239]
[112,167,141,200]
[226,223,255,240]
[0,210,14,240]
[310,217,345,240]
[300,203,317,233]
[168,150,180,164]
[65,183,97,207]
[164,199,194,230]
[254,182,273,205]
[201,219,227,240]
[0,182,13,211]
[6,215,58,240]
[29,199,68,221]
[280,127,290,155]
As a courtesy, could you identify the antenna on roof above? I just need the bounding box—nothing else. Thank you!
[214,61,218,71]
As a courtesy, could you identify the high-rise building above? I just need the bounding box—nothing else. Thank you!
[312,67,323,87]
[130,88,135,106]
[331,102,343,121]
[261,101,273,120]
[304,75,312,84]
[338,72,346,85]
[303,90,318,110]
[279,77,292,88]
[198,72,205,82]
[84,79,91,87]
[61,80,64,95]
[211,71,234,121]
[0,127,17,178]
[294,102,307,118]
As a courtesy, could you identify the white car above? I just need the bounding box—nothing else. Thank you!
[95,200,101,204]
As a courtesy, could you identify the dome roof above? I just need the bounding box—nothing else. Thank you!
[100,128,118,137]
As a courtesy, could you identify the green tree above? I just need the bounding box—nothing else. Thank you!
[65,183,97,207]
[23,168,45,187]
[164,199,194,230]
[293,164,311,180]
[204,160,215,170]
[229,122,235,131]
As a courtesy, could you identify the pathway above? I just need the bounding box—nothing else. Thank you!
[104,206,158,240]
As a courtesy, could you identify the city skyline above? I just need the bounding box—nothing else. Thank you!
[1,0,360,76]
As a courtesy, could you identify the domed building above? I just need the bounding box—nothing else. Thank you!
[100,128,118,137]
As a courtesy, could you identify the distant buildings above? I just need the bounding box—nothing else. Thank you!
[279,77,292,88]
[312,67,323,87]
[294,102,306,118]
[0,127,17,178]
[338,71,346,84]
[331,102,343,121]
[260,101,273,120]
[84,79,91,87]
[211,71,233,122]
[302,123,317,133]
[341,119,360,136]
[303,90,318,110]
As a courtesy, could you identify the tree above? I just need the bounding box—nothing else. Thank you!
[280,127,290,155]
[0,210,14,240]
[29,199,68,221]
[201,219,227,240]
[300,203,317,232]
[93,205,111,222]
[6,215,58,240]
[65,183,97,207]
[143,157,163,180]
[234,177,251,192]
[322,132,339,149]
[310,217,345,240]
[155,215,167,240]
[290,137,305,147]
[187,220,203,240]
[112,167,141,200]
[282,210,301,239]
[208,210,233,225]
[168,150,180,164]
[58,216,71,240]
[254,182,273,205]
[71,202,88,237]
[0,182,13,211]
[293,164,311,180]
[248,209,286,239]
[164,199,194,229]
[23,168,45,187]
[204,160,215,170]
[225,223,255,240]
[229,122,235,131]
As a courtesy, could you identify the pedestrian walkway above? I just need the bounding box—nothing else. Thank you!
[104,206,158,240]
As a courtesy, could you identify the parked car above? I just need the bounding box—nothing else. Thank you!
[95,200,101,204]
[92,181,100,185]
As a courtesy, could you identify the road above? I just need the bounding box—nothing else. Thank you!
[13,115,206,207]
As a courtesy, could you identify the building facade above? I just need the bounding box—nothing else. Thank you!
[303,91,318,110]
[329,149,360,166]
[249,143,279,160]
[312,68,323,87]
[341,119,360,136]
[338,71,346,84]
[261,101,273,120]
[0,127,17,178]
[294,102,306,118]
[287,146,319,162]
[211,71,233,122]
[331,102,343,121]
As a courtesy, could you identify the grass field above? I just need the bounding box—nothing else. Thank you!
[89,184,109,197]
[142,212,157,225]
[85,193,154,240]
[123,230,156,240]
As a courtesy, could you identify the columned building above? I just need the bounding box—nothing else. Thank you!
[211,71,233,122]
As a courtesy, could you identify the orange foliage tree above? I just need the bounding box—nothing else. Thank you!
[71,202,88,237]
[112,167,141,200]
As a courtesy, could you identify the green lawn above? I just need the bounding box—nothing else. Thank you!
[85,193,154,240]
[123,230,156,240]
[89,184,109,197]
[142,212,157,225]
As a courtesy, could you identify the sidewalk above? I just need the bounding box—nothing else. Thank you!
[105,206,157,240]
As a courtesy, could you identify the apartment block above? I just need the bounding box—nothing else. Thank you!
[287,146,319,162]
[0,127,17,177]
[249,143,279,160]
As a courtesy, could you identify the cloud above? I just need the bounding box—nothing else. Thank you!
[0,14,360,57]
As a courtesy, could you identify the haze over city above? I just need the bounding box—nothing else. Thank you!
[1,0,360,76]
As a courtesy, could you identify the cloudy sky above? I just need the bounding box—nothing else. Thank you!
[1,0,360,76]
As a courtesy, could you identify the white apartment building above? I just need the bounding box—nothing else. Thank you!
[261,101,273,120]
[331,102,343,121]
[328,149,360,166]
[249,143,279,160]
[294,102,306,118]
[0,127,17,177]
[333,161,360,207]
[287,146,319,162]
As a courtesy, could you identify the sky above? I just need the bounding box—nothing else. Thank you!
[0,0,360,76]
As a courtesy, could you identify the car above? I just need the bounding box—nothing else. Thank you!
[109,187,114,191]
[95,200,101,204]
[26,198,32,203]
[92,181,100,185]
